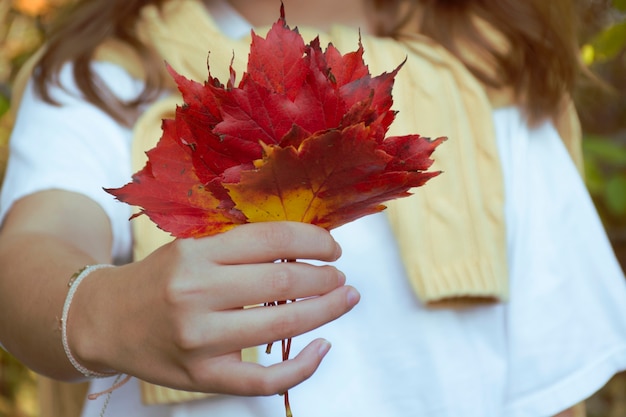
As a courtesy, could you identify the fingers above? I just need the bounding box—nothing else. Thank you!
[119,221,356,394]
[196,261,346,310]
[202,222,342,264]
[188,285,360,354]
[199,338,333,396]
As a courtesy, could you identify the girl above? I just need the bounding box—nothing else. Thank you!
[1,1,625,416]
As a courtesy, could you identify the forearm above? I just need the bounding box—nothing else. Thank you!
[0,191,359,395]
[0,190,114,380]
[0,231,106,380]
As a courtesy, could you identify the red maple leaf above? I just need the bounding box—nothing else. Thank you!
[106,7,444,416]
[107,8,444,238]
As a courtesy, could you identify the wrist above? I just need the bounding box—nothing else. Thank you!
[62,264,118,378]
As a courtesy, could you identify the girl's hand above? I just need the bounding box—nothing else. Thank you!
[71,221,360,396]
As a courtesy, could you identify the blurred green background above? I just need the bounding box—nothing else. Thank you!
[0,0,624,416]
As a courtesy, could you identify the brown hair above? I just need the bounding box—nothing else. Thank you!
[367,0,585,124]
[35,0,584,125]
[34,0,167,125]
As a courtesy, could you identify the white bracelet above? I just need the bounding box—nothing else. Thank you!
[61,264,117,378]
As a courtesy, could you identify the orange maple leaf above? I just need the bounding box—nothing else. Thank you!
[107,8,444,238]
[106,7,446,415]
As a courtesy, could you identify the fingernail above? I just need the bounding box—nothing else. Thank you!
[318,340,332,358]
[346,287,360,307]
[337,270,346,285]
[333,242,342,260]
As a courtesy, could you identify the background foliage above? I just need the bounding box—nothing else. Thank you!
[578,0,626,268]
[0,0,624,416]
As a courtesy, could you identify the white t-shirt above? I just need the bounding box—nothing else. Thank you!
[2,59,626,417]
[2,6,626,416]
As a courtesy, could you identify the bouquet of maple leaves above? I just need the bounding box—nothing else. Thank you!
[107,6,444,416]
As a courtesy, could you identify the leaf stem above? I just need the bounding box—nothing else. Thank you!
[265,259,297,416]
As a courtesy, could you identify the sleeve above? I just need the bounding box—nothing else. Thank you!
[0,61,145,263]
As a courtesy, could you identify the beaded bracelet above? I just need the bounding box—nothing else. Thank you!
[61,264,117,378]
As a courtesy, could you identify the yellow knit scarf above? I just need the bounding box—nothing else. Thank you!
[128,0,582,305]
[125,1,581,403]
